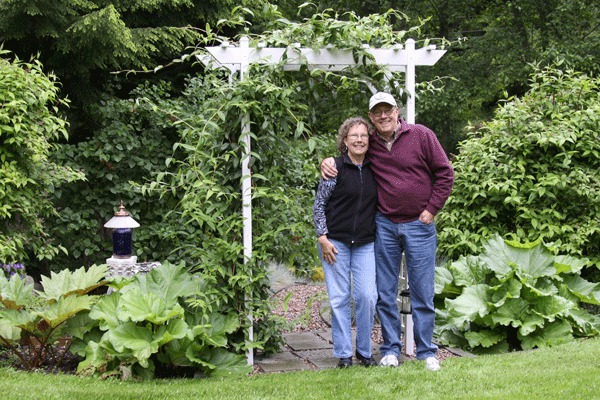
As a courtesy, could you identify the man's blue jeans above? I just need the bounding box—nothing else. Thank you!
[320,239,377,359]
[375,213,438,360]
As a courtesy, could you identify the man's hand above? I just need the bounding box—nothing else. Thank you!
[419,210,435,224]
[318,235,338,265]
[320,157,337,179]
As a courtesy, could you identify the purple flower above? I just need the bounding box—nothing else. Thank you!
[1,263,27,279]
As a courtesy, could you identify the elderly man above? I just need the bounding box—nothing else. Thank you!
[321,92,454,371]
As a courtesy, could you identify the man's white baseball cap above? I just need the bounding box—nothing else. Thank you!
[369,92,397,111]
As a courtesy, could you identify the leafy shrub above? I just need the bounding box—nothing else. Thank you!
[0,51,84,265]
[71,261,251,379]
[437,66,600,272]
[435,235,600,353]
[0,264,108,370]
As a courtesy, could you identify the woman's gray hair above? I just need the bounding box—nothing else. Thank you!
[336,117,371,153]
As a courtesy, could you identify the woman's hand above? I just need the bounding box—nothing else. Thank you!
[318,235,338,265]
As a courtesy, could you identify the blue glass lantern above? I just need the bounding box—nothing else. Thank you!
[104,201,140,259]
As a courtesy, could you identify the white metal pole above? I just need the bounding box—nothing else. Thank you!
[405,38,416,124]
[238,37,254,366]
[403,38,416,357]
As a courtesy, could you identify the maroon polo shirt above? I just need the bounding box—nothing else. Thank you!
[367,119,454,223]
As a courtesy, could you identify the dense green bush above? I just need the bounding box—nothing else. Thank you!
[49,82,182,273]
[0,51,84,265]
[438,66,600,273]
[435,235,600,353]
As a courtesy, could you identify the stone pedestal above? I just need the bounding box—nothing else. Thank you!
[106,256,138,278]
[106,256,161,278]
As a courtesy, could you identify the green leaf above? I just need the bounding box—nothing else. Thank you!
[490,278,522,307]
[554,255,589,275]
[118,287,185,325]
[464,329,505,348]
[106,322,158,368]
[0,308,36,337]
[491,298,545,335]
[434,265,456,295]
[519,320,574,350]
[0,274,36,309]
[128,261,199,309]
[528,293,575,322]
[449,255,491,287]
[481,235,555,281]
[446,284,491,328]
[0,319,21,340]
[188,346,251,377]
[0,309,29,341]
[154,317,190,347]
[39,264,109,301]
[40,294,94,329]
[62,311,97,340]
[89,293,121,330]
[567,308,600,336]
[193,313,239,347]
[561,275,600,305]
[522,277,558,297]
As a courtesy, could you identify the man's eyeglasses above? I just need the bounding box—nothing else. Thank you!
[370,108,396,117]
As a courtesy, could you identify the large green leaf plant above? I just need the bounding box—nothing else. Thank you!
[71,261,251,379]
[0,264,108,370]
[435,235,600,354]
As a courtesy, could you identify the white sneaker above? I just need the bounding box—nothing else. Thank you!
[425,356,440,371]
[379,354,399,367]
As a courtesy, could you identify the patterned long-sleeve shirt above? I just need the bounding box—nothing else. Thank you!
[313,177,337,237]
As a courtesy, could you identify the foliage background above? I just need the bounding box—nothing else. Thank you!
[1,0,599,362]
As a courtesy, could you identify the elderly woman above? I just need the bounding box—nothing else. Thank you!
[313,116,378,368]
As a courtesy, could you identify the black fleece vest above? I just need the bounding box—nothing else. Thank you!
[325,155,378,245]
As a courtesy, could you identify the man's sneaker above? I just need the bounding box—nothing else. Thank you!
[379,354,399,367]
[425,356,440,371]
[355,351,377,367]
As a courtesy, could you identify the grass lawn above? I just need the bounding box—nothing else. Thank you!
[1,337,598,400]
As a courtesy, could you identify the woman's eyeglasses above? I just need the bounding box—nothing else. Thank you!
[347,134,369,140]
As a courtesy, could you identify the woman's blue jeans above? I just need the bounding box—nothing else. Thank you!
[320,239,377,359]
[375,213,438,360]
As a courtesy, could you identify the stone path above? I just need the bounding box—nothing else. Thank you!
[254,328,394,373]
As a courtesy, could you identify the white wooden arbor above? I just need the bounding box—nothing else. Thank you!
[200,37,446,365]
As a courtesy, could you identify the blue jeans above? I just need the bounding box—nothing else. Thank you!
[375,213,438,360]
[320,239,377,359]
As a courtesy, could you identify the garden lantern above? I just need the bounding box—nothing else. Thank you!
[104,200,139,258]
[399,288,411,315]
